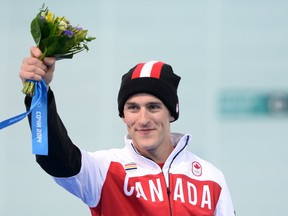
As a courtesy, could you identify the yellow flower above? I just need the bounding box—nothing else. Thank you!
[57,16,64,20]
[57,16,69,23]
[45,11,55,23]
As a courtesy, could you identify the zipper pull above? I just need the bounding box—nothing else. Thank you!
[167,187,171,196]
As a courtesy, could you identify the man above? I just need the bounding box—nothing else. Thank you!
[20,47,235,215]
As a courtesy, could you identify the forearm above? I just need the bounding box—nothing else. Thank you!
[25,88,81,177]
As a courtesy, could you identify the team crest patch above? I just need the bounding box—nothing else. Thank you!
[124,162,137,171]
[192,161,202,176]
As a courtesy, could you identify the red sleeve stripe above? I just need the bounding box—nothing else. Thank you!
[131,61,164,79]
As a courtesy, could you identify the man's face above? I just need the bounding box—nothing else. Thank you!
[122,93,174,161]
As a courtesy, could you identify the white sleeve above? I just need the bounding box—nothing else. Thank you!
[214,173,235,216]
[53,150,110,207]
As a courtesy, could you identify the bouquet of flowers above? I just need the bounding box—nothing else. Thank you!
[22,5,96,96]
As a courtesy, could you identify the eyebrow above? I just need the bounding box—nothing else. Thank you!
[124,102,137,106]
[125,101,163,106]
[147,102,163,106]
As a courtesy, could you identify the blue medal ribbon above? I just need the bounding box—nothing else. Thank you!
[0,80,48,155]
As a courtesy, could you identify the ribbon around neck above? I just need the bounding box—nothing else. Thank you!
[0,80,48,155]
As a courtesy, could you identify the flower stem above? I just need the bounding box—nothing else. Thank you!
[22,82,35,97]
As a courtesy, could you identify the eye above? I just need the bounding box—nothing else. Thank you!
[125,103,139,112]
[128,105,138,110]
[147,103,161,112]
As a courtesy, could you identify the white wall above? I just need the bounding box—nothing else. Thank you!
[0,0,287,215]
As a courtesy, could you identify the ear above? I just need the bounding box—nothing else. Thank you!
[122,116,126,124]
[169,115,175,122]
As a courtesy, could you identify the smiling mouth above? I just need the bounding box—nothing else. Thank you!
[136,128,154,134]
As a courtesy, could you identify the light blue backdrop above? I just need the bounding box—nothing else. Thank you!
[0,0,287,215]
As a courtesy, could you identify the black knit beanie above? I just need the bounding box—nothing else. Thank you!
[117,61,181,122]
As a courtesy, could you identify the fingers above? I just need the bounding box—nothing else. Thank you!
[20,47,56,86]
[30,47,56,66]
[30,46,43,59]
[20,57,47,83]
[43,57,56,66]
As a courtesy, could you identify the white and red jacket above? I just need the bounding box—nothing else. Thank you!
[56,133,234,216]
[26,89,235,216]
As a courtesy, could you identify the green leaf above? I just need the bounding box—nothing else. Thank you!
[75,30,88,42]
[38,18,50,40]
[47,21,57,37]
[30,17,41,46]
[40,36,62,56]
[46,42,62,56]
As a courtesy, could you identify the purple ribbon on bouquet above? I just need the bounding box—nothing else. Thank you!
[0,80,48,155]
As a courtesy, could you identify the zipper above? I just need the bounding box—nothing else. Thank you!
[166,135,190,216]
[167,186,172,216]
[130,135,190,215]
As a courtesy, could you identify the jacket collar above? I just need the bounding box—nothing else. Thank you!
[124,133,192,167]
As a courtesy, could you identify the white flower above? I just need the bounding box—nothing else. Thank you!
[58,20,68,31]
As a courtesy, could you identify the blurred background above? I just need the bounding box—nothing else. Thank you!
[0,0,287,215]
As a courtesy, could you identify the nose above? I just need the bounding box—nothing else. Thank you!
[138,108,150,126]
